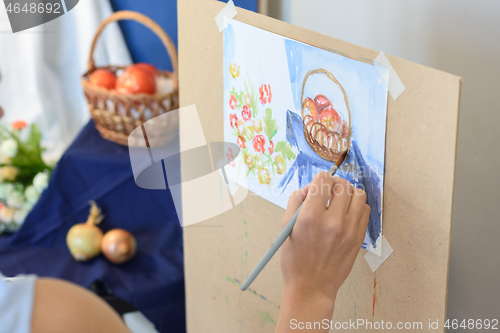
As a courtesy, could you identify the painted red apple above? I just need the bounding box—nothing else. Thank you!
[302,97,319,120]
[320,106,342,133]
[314,94,333,112]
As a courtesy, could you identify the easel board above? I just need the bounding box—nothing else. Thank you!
[178,1,461,332]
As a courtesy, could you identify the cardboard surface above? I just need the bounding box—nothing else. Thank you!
[178,1,461,332]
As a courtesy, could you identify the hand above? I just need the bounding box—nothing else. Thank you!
[276,172,370,332]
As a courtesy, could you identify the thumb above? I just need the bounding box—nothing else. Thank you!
[282,184,310,229]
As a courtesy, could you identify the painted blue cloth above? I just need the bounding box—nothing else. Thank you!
[280,110,382,249]
[0,120,185,333]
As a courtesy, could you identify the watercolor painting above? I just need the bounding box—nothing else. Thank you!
[223,19,388,254]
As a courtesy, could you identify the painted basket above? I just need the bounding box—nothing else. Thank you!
[81,11,179,146]
[301,68,352,162]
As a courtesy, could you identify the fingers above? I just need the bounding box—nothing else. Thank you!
[356,205,371,243]
[346,186,367,222]
[283,184,310,229]
[305,171,336,211]
[327,177,354,216]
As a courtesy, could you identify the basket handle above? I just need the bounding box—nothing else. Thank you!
[300,68,352,131]
[87,10,178,79]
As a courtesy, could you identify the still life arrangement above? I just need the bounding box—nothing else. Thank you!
[0,120,52,234]
[81,11,179,146]
[66,201,137,264]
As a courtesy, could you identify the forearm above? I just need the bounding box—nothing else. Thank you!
[276,286,335,332]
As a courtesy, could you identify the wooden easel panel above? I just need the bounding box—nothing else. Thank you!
[178,1,461,332]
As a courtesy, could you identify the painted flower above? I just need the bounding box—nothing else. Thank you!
[12,120,27,130]
[33,171,49,193]
[235,120,245,134]
[259,84,272,104]
[258,169,271,185]
[253,119,263,133]
[0,165,19,181]
[226,148,235,167]
[243,93,252,108]
[229,94,238,110]
[252,135,266,153]
[229,62,240,79]
[268,141,274,154]
[244,125,255,141]
[241,105,252,122]
[254,154,265,170]
[1,139,17,158]
[274,155,286,175]
[230,114,238,128]
[237,136,246,149]
[1,206,14,223]
[244,152,254,169]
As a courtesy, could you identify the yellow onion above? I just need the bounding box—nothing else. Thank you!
[66,201,104,261]
[101,229,137,264]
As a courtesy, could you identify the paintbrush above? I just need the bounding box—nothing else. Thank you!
[241,151,348,291]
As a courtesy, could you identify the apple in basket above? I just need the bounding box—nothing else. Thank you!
[319,106,342,133]
[88,69,117,90]
[116,64,157,95]
[302,97,320,120]
[314,94,333,112]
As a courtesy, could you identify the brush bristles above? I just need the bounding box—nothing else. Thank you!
[335,151,347,167]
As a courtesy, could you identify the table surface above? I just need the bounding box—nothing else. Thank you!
[0,120,185,333]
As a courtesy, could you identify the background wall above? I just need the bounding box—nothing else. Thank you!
[268,0,500,328]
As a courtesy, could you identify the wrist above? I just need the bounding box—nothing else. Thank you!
[281,283,336,314]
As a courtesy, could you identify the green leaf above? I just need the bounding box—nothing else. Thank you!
[235,91,244,108]
[275,141,296,160]
[263,108,279,141]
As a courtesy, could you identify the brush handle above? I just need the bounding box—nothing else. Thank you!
[241,203,303,291]
[240,164,340,291]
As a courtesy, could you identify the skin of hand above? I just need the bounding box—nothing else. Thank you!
[276,172,370,332]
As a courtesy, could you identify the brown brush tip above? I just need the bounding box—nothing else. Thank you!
[335,151,347,167]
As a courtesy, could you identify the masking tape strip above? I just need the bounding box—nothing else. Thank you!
[373,51,405,100]
[364,236,393,272]
[215,0,238,32]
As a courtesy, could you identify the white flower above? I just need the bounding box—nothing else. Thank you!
[1,207,15,223]
[0,183,14,201]
[13,208,29,226]
[1,139,17,158]
[0,165,19,181]
[24,185,40,204]
[33,171,49,193]
[7,190,24,208]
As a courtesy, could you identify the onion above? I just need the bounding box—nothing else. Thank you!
[66,201,104,261]
[101,229,137,264]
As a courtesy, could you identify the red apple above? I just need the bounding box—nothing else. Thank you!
[89,69,116,90]
[131,63,159,77]
[319,106,342,133]
[116,67,156,95]
[302,97,319,120]
[314,94,333,112]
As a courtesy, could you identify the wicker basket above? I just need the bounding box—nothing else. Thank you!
[301,68,352,162]
[81,11,179,146]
